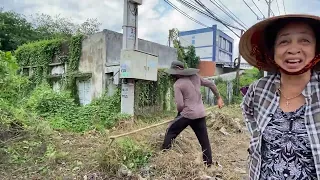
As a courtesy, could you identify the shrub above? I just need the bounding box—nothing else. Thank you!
[25,83,76,118]
[0,51,29,104]
[99,138,152,173]
[25,84,128,132]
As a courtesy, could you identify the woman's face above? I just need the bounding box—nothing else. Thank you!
[274,22,316,73]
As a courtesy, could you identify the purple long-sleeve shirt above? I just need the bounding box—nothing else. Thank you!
[174,74,217,119]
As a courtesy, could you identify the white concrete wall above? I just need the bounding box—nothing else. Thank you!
[79,32,106,101]
[104,29,177,68]
[180,31,213,47]
[180,31,213,61]
[196,47,213,61]
[78,29,178,103]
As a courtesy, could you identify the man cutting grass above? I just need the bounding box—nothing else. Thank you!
[162,60,224,167]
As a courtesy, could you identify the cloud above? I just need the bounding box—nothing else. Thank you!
[1,0,320,63]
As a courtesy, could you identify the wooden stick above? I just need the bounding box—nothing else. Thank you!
[108,106,215,140]
[109,119,173,140]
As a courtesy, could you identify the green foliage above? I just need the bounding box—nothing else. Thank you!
[30,13,101,37]
[117,138,152,169]
[68,35,83,73]
[210,68,260,105]
[14,34,84,101]
[213,77,228,104]
[14,38,66,87]
[0,99,56,167]
[24,83,126,132]
[0,9,38,51]
[134,69,175,116]
[173,40,200,68]
[0,9,101,52]
[171,28,200,68]
[0,51,29,104]
[99,138,152,173]
[184,45,200,68]
[173,40,186,65]
[239,68,260,87]
[15,38,65,67]
[25,83,75,118]
[232,68,260,104]
[67,34,84,103]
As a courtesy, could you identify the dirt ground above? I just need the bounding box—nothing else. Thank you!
[0,105,250,180]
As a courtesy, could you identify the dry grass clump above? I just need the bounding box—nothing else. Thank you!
[206,107,245,134]
[144,106,249,180]
[95,106,249,180]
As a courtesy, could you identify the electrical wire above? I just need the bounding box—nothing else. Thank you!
[251,0,265,18]
[265,0,275,16]
[164,0,210,28]
[242,0,262,19]
[193,0,241,38]
[215,0,248,28]
[177,0,236,28]
[282,0,286,14]
[176,0,243,31]
[275,0,281,15]
[209,0,247,30]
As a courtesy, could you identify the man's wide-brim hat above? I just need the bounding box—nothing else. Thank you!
[165,60,199,76]
[239,14,320,72]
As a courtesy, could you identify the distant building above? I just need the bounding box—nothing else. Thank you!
[179,25,234,77]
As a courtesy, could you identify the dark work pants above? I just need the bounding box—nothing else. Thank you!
[161,113,213,166]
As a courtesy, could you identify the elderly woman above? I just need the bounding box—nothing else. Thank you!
[240,14,320,179]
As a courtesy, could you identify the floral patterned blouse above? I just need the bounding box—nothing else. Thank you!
[260,104,317,179]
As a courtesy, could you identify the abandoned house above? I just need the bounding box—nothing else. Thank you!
[21,29,177,106]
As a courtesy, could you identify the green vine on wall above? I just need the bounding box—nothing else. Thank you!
[67,34,84,103]
[15,39,65,87]
[134,69,175,115]
[14,34,84,100]
[14,34,175,116]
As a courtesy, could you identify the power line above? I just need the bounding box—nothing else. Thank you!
[177,0,233,27]
[208,0,247,30]
[242,0,262,19]
[177,0,238,28]
[164,0,210,28]
[264,0,275,16]
[176,0,243,31]
[275,0,281,15]
[193,0,241,38]
[216,0,248,28]
[282,0,286,14]
[251,0,265,18]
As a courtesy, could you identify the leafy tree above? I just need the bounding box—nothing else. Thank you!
[0,9,38,51]
[30,13,101,38]
[185,45,199,68]
[0,50,29,104]
[173,40,185,62]
[170,28,200,69]
[0,9,102,51]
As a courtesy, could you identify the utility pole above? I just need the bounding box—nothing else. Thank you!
[235,29,245,96]
[121,0,142,115]
[267,0,272,18]
[168,30,171,47]
[266,0,273,76]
